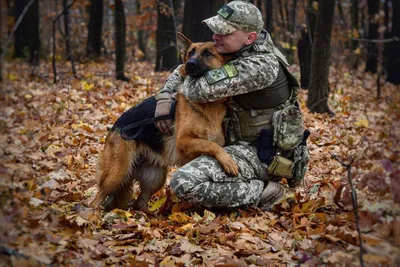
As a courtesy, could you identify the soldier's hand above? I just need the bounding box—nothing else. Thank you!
[155,92,176,135]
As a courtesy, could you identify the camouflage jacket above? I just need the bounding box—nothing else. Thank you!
[159,30,290,104]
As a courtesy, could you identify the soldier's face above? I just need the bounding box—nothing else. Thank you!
[212,30,252,54]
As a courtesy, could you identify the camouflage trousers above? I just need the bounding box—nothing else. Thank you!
[170,142,268,208]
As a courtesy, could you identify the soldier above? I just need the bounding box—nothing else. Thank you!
[155,1,308,210]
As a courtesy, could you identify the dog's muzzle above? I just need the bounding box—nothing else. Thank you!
[185,58,207,77]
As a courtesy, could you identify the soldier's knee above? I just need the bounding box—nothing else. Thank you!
[170,170,197,198]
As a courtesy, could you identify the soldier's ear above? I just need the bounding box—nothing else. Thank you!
[177,32,192,61]
[244,32,258,45]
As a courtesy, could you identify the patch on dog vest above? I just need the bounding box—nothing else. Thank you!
[218,5,234,19]
[205,63,238,85]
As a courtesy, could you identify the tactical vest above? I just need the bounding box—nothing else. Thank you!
[226,40,300,144]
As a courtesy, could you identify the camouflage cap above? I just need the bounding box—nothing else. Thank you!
[203,1,264,35]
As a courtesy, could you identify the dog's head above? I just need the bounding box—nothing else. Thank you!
[177,32,233,78]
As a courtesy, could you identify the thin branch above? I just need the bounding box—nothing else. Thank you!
[331,154,364,267]
[0,0,35,61]
[52,0,76,84]
[340,33,400,43]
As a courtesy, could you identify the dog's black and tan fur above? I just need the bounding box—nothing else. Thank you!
[91,33,238,212]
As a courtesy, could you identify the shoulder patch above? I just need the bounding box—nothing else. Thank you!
[223,63,238,78]
[205,63,238,85]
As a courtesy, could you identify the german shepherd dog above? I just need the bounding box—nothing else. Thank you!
[91,33,239,212]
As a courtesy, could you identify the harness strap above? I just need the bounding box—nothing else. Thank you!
[120,99,176,140]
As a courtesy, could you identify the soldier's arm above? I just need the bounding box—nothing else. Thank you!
[158,65,184,94]
[182,54,279,103]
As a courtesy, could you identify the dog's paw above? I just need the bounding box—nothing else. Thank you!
[217,152,240,176]
[130,199,150,213]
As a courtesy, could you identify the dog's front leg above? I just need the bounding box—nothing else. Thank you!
[130,165,168,212]
[177,137,239,176]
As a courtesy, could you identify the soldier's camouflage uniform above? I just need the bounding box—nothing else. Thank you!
[158,1,304,208]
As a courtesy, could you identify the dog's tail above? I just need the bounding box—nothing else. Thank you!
[91,131,137,210]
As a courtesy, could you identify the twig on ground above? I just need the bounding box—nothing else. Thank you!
[331,154,365,267]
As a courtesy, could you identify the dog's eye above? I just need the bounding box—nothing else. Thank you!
[188,49,195,58]
[202,50,212,57]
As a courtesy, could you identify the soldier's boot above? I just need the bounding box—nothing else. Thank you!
[258,181,286,211]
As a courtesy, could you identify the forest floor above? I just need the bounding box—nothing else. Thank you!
[0,60,399,267]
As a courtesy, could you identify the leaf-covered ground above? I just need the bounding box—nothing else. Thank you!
[1,61,399,266]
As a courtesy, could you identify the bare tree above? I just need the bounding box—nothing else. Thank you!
[14,0,40,64]
[63,0,76,76]
[0,0,4,81]
[365,0,379,73]
[1,0,36,81]
[387,0,400,84]
[52,0,76,83]
[265,0,273,34]
[382,0,390,74]
[155,0,177,71]
[297,0,317,89]
[115,0,129,81]
[351,0,359,52]
[307,0,335,115]
[182,0,224,42]
[87,0,103,57]
[135,0,147,61]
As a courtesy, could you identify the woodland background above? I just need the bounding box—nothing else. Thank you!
[0,0,399,266]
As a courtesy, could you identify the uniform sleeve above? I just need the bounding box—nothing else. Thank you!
[158,64,184,94]
[182,54,280,103]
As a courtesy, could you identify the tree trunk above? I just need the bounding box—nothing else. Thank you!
[14,0,40,64]
[351,0,359,51]
[289,0,297,34]
[284,0,290,33]
[365,0,379,73]
[14,0,27,58]
[306,0,317,42]
[297,0,317,89]
[337,0,347,28]
[27,0,39,64]
[182,0,223,42]
[382,0,389,74]
[135,0,147,61]
[287,0,298,62]
[63,0,76,76]
[0,0,3,82]
[278,0,286,31]
[114,0,129,81]
[87,0,103,57]
[265,0,273,34]
[307,0,335,115]
[297,27,312,89]
[155,0,177,71]
[387,0,400,84]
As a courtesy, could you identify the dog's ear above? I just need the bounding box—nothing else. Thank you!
[177,32,192,61]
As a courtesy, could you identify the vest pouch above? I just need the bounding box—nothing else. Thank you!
[289,144,310,187]
[236,109,274,142]
[267,155,294,178]
[272,105,304,150]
